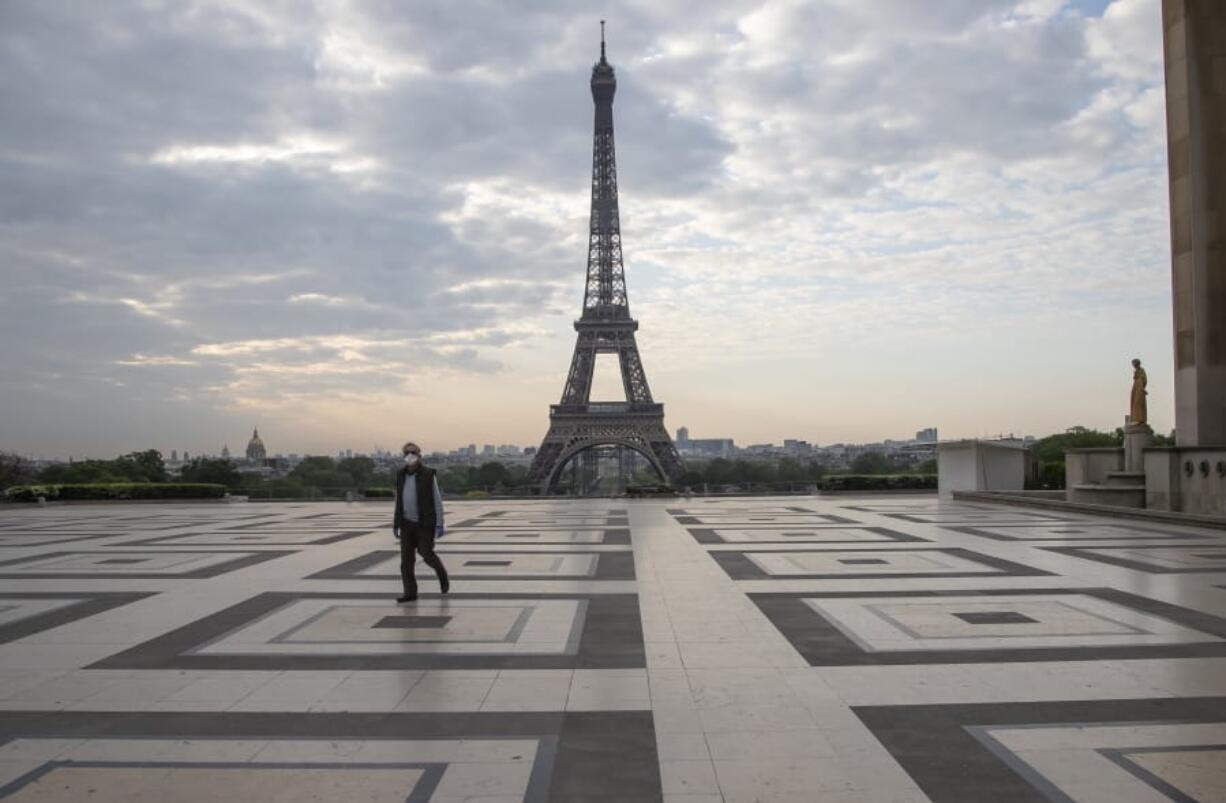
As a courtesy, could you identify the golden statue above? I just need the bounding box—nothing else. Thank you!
[1130,358,1148,426]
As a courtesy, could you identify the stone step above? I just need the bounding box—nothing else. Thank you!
[1104,471,1147,488]
[1068,484,1146,509]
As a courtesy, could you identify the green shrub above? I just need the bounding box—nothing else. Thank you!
[1030,461,1066,490]
[363,488,394,499]
[815,474,936,492]
[2,483,226,503]
[626,484,677,497]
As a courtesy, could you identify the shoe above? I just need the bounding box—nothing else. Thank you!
[397,595,417,603]
[439,573,450,595]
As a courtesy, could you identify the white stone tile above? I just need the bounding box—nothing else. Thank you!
[481,669,572,711]
[395,671,496,711]
[660,760,721,796]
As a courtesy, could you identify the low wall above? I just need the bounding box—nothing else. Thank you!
[1064,448,1123,492]
[1145,447,1226,516]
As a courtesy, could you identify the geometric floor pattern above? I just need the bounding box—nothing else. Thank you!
[1,497,1225,801]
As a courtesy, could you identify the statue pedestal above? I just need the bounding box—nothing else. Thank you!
[1124,419,1154,474]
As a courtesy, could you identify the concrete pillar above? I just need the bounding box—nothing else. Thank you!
[1162,0,1226,446]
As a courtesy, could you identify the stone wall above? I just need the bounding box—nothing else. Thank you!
[1145,447,1226,515]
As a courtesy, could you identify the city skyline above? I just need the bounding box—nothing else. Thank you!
[28,423,961,463]
[1,1,1172,460]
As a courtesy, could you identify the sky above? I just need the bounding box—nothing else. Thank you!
[0,0,1173,459]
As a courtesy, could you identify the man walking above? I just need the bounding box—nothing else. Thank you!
[393,442,449,602]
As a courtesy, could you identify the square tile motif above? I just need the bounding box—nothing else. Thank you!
[686,526,926,545]
[751,588,1226,665]
[372,615,452,628]
[944,522,1220,542]
[667,506,820,515]
[672,513,859,526]
[0,710,661,802]
[0,550,293,579]
[0,592,153,645]
[91,592,646,670]
[0,532,124,548]
[854,698,1226,803]
[309,550,635,581]
[952,611,1039,625]
[117,530,373,547]
[712,548,1051,580]
[440,529,631,545]
[884,511,1073,524]
[452,515,629,529]
[840,502,964,512]
[1043,545,1226,573]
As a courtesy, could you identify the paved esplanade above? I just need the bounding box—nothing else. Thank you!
[1,498,1225,800]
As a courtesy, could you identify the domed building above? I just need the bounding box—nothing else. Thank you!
[245,428,267,464]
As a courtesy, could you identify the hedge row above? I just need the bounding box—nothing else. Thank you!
[815,474,937,492]
[361,488,496,499]
[3,483,228,502]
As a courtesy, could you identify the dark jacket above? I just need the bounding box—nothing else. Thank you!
[394,465,439,531]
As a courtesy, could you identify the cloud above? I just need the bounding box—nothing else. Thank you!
[0,0,1173,457]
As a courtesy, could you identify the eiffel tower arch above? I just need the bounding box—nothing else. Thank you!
[528,25,684,494]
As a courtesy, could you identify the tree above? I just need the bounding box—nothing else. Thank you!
[178,458,242,488]
[337,456,376,486]
[114,450,167,482]
[0,452,36,490]
[286,456,355,492]
[291,456,338,476]
[1031,427,1121,463]
[39,460,126,484]
[850,452,894,475]
[803,460,827,480]
[776,458,804,482]
[477,462,511,488]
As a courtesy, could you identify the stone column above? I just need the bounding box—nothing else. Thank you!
[1162,0,1226,447]
[1124,419,1154,473]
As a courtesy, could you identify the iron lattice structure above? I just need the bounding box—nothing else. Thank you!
[528,30,684,493]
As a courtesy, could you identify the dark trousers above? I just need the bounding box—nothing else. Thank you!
[399,521,448,596]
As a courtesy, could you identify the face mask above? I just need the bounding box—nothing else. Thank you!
[404,454,420,466]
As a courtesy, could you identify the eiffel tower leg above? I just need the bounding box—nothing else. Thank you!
[561,331,598,406]
[617,338,653,404]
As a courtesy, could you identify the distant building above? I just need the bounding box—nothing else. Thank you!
[245,428,267,463]
[684,438,737,458]
[915,427,938,443]
[221,444,230,460]
[676,427,690,445]
[170,450,178,462]
[482,444,496,457]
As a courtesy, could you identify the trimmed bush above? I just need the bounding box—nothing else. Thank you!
[2,483,226,503]
[363,488,394,499]
[626,484,677,498]
[815,474,936,492]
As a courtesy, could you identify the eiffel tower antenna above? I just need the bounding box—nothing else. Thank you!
[527,27,684,494]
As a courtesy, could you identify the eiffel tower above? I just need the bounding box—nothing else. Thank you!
[527,24,684,494]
